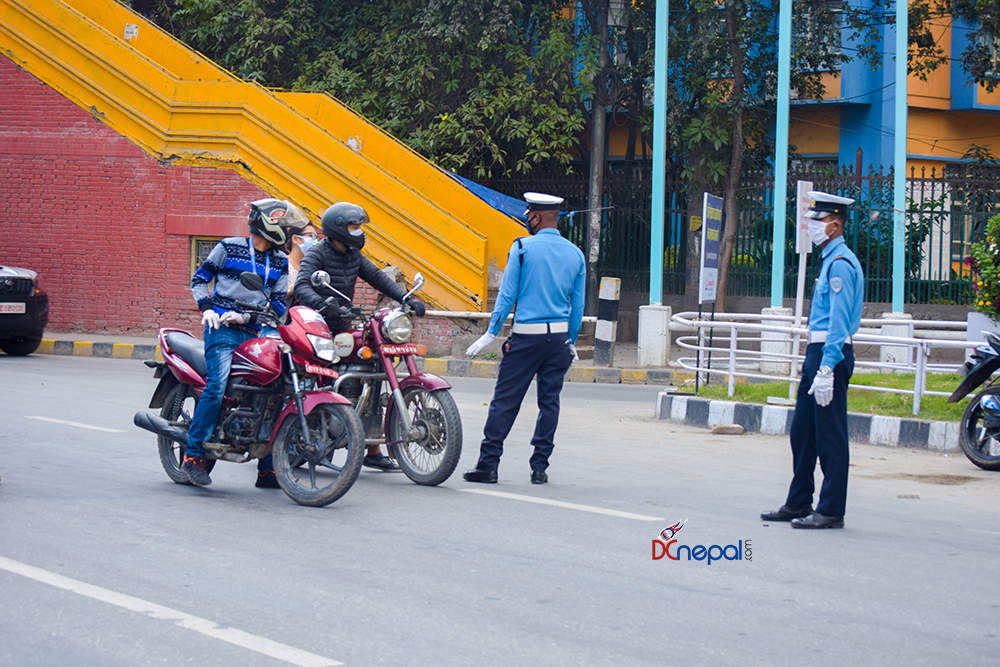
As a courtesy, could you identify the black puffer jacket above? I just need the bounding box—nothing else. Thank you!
[293,239,408,332]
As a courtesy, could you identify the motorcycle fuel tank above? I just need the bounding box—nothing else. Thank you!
[231,336,283,385]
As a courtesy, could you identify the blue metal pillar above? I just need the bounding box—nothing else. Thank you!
[649,0,668,304]
[892,0,907,312]
[771,0,793,307]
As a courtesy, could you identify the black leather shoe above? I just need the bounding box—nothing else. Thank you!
[530,470,548,484]
[463,467,498,483]
[760,504,812,521]
[791,512,844,529]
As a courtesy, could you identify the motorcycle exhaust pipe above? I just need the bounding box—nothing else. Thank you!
[133,411,189,444]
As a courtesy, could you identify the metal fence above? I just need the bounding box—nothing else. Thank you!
[467,163,1000,304]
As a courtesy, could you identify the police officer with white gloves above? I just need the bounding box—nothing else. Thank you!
[463,192,586,485]
[761,191,864,529]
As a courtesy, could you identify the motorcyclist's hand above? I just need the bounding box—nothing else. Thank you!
[404,297,426,317]
[201,310,221,330]
[220,311,249,327]
[808,366,835,407]
[319,296,340,316]
[466,332,495,357]
[568,342,579,364]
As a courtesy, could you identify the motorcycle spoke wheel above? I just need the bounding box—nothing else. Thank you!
[273,403,364,507]
[157,383,214,484]
[960,388,1000,471]
[389,388,462,486]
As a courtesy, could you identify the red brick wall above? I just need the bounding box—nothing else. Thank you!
[0,57,468,351]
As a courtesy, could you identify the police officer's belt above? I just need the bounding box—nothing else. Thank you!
[809,330,852,345]
[512,322,569,334]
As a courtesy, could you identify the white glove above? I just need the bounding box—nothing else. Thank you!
[220,311,250,327]
[466,332,496,357]
[568,342,579,363]
[201,310,221,330]
[808,366,834,407]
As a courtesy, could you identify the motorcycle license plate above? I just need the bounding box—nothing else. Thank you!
[382,344,425,356]
[305,363,338,379]
[0,303,25,314]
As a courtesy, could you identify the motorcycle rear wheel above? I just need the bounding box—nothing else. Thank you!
[389,387,462,486]
[273,403,364,507]
[157,383,215,484]
[960,386,1000,471]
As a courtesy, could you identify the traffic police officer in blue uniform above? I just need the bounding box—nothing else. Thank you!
[761,191,864,529]
[463,192,586,485]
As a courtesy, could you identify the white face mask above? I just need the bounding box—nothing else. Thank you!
[297,236,319,254]
[808,218,831,246]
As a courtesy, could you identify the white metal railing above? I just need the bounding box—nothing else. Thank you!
[671,311,980,416]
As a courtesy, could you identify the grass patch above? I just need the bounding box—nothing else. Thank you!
[693,372,968,422]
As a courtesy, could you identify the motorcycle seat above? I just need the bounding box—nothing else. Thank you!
[165,332,207,378]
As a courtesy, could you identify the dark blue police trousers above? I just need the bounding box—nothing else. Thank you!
[786,342,855,517]
[478,331,574,472]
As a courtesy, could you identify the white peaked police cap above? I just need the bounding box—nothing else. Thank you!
[805,191,855,219]
[523,192,564,215]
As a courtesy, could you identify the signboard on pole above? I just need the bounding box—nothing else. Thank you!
[795,180,814,254]
[699,193,723,304]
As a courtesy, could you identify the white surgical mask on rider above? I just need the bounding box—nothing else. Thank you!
[298,236,319,253]
[808,217,831,246]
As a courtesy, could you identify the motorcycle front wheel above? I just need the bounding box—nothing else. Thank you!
[157,383,215,484]
[960,386,1000,471]
[273,403,365,507]
[389,387,462,486]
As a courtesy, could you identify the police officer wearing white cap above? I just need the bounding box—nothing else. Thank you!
[761,191,864,529]
[463,192,586,484]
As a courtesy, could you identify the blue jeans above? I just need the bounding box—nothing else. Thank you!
[185,324,274,472]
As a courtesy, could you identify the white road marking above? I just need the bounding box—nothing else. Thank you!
[0,556,342,667]
[459,489,664,522]
[24,416,125,433]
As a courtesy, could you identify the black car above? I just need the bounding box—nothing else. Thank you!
[0,266,48,356]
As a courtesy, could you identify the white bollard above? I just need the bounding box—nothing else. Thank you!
[760,307,793,375]
[638,305,672,367]
[880,312,913,373]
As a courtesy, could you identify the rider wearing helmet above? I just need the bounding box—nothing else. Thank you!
[293,201,427,471]
[184,198,308,489]
[293,202,426,330]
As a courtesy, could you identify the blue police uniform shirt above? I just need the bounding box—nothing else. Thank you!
[808,236,864,369]
[488,228,586,342]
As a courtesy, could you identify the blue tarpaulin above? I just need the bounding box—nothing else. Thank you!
[447,172,528,223]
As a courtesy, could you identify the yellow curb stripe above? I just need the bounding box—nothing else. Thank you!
[621,369,648,385]
[112,344,134,359]
[72,342,93,356]
[37,339,55,354]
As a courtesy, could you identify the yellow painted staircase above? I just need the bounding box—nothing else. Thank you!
[0,0,524,310]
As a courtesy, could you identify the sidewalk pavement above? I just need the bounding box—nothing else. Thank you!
[34,331,963,451]
[35,332,695,386]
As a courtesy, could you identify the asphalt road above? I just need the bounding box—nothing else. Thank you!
[1,354,998,666]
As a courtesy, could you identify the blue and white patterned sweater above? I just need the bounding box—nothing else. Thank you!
[191,237,288,328]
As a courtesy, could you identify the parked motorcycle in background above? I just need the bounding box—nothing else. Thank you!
[949,330,1000,470]
[134,272,365,507]
[311,270,463,486]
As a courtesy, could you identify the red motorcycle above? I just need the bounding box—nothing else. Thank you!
[134,273,365,507]
[310,270,463,485]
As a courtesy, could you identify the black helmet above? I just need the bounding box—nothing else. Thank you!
[321,202,368,250]
[248,198,309,247]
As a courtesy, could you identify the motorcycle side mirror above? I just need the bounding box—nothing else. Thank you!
[311,270,354,304]
[311,270,331,288]
[401,272,425,303]
[240,271,264,291]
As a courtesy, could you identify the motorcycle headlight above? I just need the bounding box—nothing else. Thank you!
[307,333,337,361]
[383,310,413,343]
